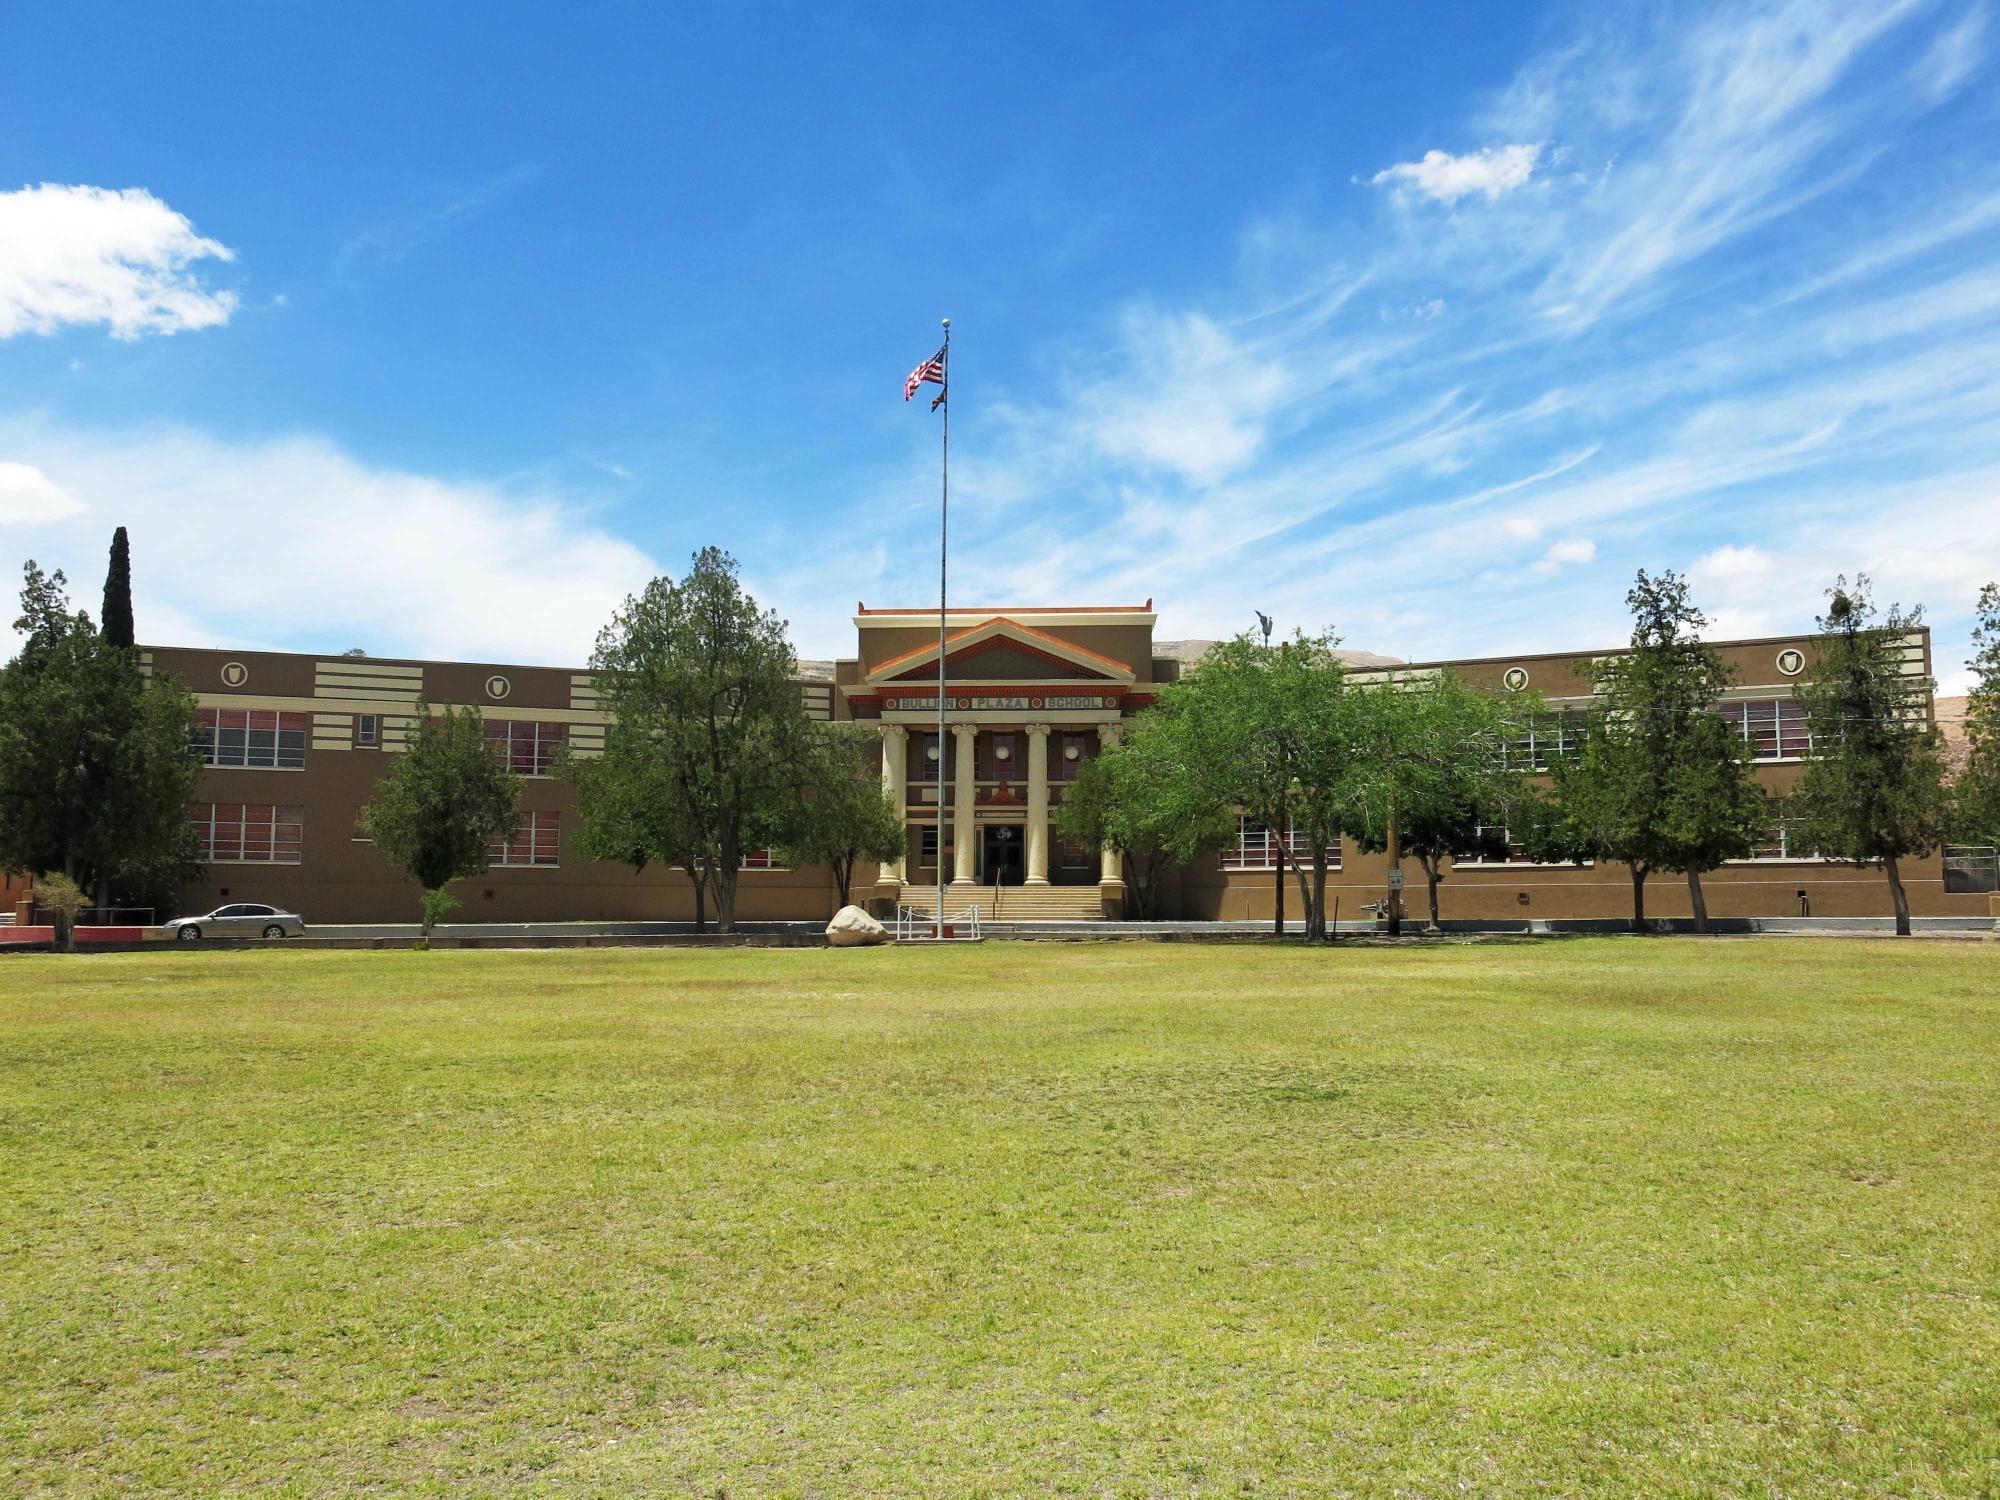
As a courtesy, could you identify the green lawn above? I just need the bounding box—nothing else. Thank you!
[2,940,1997,1496]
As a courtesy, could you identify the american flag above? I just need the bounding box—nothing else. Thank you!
[904,346,947,406]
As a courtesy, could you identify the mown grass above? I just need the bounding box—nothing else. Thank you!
[1,939,1996,1496]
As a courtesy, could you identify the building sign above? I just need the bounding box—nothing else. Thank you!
[888,693,1120,712]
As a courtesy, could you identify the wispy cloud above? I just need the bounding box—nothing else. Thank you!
[797,0,2000,679]
[0,184,237,339]
[334,164,540,271]
[1369,144,1542,205]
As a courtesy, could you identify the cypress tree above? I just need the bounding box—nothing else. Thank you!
[100,527,134,649]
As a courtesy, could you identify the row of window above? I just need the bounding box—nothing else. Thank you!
[1210,800,1822,874]
[1496,700,1818,771]
[184,804,786,871]
[911,731,1095,782]
[190,713,571,774]
[1220,820,1342,870]
[1456,800,1818,866]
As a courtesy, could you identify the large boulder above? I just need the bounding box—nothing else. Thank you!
[825,904,890,947]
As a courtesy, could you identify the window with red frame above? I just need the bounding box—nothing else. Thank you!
[484,719,569,776]
[489,810,561,866]
[193,709,308,769]
[189,803,304,863]
[739,848,787,869]
[1219,817,1339,870]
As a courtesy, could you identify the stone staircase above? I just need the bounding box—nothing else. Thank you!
[900,884,1105,923]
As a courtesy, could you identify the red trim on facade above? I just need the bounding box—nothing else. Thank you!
[868,616,1135,681]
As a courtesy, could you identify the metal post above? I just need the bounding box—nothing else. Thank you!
[935,318,950,936]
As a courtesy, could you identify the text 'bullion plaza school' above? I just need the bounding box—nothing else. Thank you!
[133,597,1988,926]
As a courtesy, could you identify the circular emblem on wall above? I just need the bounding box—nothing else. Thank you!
[956,697,972,709]
[1775,648,1805,677]
[1030,697,1043,709]
[485,674,512,700]
[1101,695,1117,709]
[219,661,248,688]
[1502,667,1529,691]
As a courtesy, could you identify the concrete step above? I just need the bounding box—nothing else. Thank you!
[895,886,1105,921]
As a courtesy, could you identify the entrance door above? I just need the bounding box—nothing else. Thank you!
[982,826,1026,885]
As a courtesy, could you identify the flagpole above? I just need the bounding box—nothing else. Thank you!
[935,317,950,936]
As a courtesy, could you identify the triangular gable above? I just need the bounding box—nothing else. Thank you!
[868,617,1135,685]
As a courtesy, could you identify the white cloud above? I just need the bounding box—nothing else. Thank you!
[1077,310,1290,484]
[0,184,238,340]
[0,461,84,524]
[0,420,658,665]
[1532,538,1598,573]
[1370,145,1542,205]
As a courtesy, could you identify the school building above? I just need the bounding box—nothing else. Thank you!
[143,600,1982,925]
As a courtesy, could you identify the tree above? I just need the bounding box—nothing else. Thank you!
[561,735,716,930]
[1544,570,1768,933]
[34,873,89,953]
[777,723,905,914]
[1053,712,1233,920]
[100,527,134,650]
[585,548,814,933]
[1790,576,1952,936]
[1952,582,2000,845]
[1160,631,1355,941]
[0,563,203,914]
[360,702,523,935]
[1343,672,1524,930]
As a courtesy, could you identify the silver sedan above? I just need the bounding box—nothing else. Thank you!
[162,903,307,941]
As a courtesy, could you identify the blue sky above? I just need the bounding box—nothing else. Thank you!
[2,1,1997,688]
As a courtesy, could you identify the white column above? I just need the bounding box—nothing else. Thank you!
[951,723,978,886]
[1096,720,1125,890]
[877,724,907,888]
[1024,723,1051,886]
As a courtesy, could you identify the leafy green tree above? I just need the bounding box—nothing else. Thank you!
[34,873,88,952]
[1343,672,1524,930]
[1053,713,1233,920]
[1544,570,1767,933]
[0,563,202,913]
[586,548,813,933]
[1161,630,1354,941]
[1790,577,1952,936]
[100,526,134,650]
[561,735,716,930]
[360,702,523,935]
[1952,582,2000,844]
[777,723,906,914]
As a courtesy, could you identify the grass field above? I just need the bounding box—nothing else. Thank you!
[2,939,1996,1496]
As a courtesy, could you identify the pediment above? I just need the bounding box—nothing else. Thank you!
[868,617,1135,685]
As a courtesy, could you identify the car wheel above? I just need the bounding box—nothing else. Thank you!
[262,924,285,939]
[178,925,201,942]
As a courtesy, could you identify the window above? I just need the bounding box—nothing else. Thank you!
[1460,824,1535,865]
[1455,825,1591,867]
[1495,712,1587,771]
[484,719,569,776]
[1714,698,1811,760]
[1220,817,1340,870]
[489,809,560,867]
[190,803,304,864]
[1744,798,1820,861]
[739,848,788,870]
[919,827,940,867]
[1057,835,1093,869]
[1057,732,1090,781]
[356,714,379,747]
[193,709,308,769]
